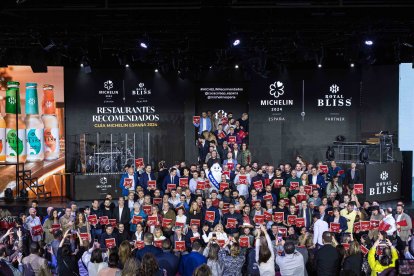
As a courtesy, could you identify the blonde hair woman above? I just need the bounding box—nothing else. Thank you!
[202,223,228,243]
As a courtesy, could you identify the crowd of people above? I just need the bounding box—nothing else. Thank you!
[0,110,413,276]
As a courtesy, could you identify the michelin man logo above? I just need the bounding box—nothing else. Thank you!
[380,171,388,181]
[104,80,113,90]
[269,81,284,98]
[330,84,339,93]
[207,163,222,190]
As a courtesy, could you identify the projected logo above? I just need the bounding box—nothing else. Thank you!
[380,171,389,181]
[269,81,285,98]
[330,84,339,93]
[132,82,151,96]
[98,80,119,103]
[96,176,111,190]
[261,80,294,122]
[104,80,113,90]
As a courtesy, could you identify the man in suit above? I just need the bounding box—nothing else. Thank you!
[232,143,242,165]
[185,224,201,251]
[198,136,210,164]
[327,160,345,182]
[139,164,156,193]
[345,162,360,190]
[395,204,412,242]
[178,241,207,276]
[157,239,180,276]
[298,200,313,230]
[193,111,212,135]
[135,232,163,261]
[100,225,119,249]
[202,198,220,229]
[308,167,327,196]
[162,168,180,192]
[315,231,340,276]
[113,197,130,230]
[119,167,139,197]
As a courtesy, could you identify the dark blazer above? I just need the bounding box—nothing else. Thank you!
[100,232,119,249]
[315,244,340,276]
[342,252,362,276]
[298,207,313,229]
[327,216,348,232]
[345,168,361,188]
[162,174,180,191]
[112,206,131,227]
[198,141,210,163]
[308,174,327,189]
[157,251,180,276]
[135,245,163,261]
[178,251,207,276]
[139,172,156,192]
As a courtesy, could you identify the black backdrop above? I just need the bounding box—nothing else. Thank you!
[65,65,399,171]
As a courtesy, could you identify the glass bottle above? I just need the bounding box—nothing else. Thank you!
[42,84,59,160]
[5,81,27,163]
[25,82,44,162]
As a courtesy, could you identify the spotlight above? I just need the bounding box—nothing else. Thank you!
[125,64,130,68]
[318,64,322,68]
[154,68,158,72]
[209,65,213,69]
[365,40,373,46]
[233,39,241,46]
[235,64,239,69]
[80,63,84,67]
[140,42,148,49]
[350,63,355,68]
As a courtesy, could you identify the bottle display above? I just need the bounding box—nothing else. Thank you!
[0,104,5,162]
[25,82,44,162]
[42,84,60,160]
[5,81,27,163]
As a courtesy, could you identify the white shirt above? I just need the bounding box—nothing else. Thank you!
[234,174,251,198]
[200,117,208,132]
[312,175,317,184]
[202,231,228,243]
[118,206,124,221]
[313,219,329,245]
[383,214,397,236]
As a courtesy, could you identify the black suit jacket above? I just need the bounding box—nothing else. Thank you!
[135,245,163,261]
[345,168,361,188]
[112,206,130,227]
[157,251,180,276]
[198,141,210,163]
[315,244,340,276]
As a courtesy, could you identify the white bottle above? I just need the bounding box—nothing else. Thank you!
[41,84,60,160]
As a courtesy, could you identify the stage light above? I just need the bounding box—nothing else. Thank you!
[80,63,84,67]
[154,68,158,72]
[365,40,373,46]
[235,64,239,69]
[233,39,241,46]
[318,64,322,68]
[140,42,148,49]
[125,64,130,68]
[209,65,213,69]
[350,63,355,67]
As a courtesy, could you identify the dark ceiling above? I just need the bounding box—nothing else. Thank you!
[1,0,413,75]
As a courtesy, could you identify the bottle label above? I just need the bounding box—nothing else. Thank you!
[0,128,5,156]
[44,127,59,154]
[27,128,44,155]
[6,129,26,157]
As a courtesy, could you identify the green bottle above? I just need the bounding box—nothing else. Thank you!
[5,81,27,163]
[25,83,44,162]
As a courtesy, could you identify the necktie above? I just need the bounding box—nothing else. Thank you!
[171,177,173,183]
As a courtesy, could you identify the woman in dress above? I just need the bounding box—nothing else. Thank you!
[43,208,59,244]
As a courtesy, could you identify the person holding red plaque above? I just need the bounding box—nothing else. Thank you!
[193,111,212,135]
[43,208,60,244]
[161,202,176,236]
[327,208,348,240]
[99,225,119,249]
[223,152,237,171]
[234,167,251,198]
[395,204,412,242]
[222,203,243,236]
[119,167,139,197]
[129,202,147,233]
[138,164,156,193]
[24,208,43,242]
[203,198,220,229]
[202,223,228,244]
[162,168,179,193]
